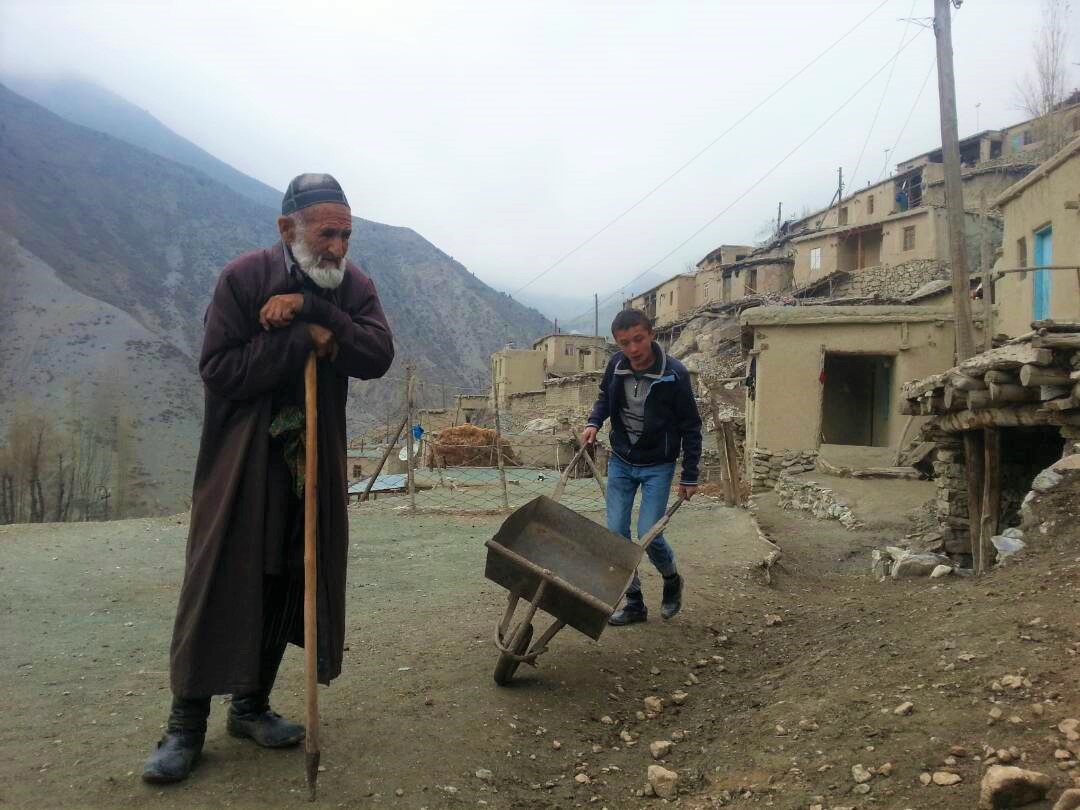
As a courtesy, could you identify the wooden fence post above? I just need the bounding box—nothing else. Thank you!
[979,427,1001,573]
[963,430,985,573]
[491,376,510,510]
[405,365,416,512]
[710,392,738,507]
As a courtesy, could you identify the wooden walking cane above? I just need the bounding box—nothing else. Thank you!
[303,351,321,800]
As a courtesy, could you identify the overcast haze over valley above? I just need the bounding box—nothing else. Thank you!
[2,0,1074,320]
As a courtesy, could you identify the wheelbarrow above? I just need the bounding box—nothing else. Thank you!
[485,442,684,685]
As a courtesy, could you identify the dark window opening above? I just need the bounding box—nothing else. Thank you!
[903,226,916,251]
[838,206,849,226]
[990,139,1003,158]
[867,194,875,215]
[821,354,893,447]
[1017,236,1027,268]
[894,171,922,210]
[1023,129,1034,146]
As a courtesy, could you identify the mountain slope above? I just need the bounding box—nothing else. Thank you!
[3,74,283,210]
[0,82,550,515]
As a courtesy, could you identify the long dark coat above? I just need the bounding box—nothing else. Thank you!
[169,243,394,699]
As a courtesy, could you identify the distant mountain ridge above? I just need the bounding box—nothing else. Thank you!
[3,75,283,209]
[0,78,551,516]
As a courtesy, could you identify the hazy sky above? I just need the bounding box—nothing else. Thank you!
[2,1,1075,317]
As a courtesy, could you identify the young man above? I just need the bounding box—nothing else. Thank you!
[581,309,702,625]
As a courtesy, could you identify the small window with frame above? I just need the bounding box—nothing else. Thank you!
[902,226,916,251]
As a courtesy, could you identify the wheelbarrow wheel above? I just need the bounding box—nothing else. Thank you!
[493,622,533,686]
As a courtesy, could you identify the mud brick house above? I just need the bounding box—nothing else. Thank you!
[532,333,611,376]
[991,135,1080,337]
[740,305,979,490]
[627,274,697,327]
[901,327,1080,567]
[695,244,753,306]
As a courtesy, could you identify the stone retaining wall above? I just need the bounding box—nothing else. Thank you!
[832,260,948,301]
[751,448,817,492]
[775,472,860,529]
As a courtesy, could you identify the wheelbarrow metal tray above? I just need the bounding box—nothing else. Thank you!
[484,495,642,640]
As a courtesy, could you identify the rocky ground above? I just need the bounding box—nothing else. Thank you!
[0,478,1078,809]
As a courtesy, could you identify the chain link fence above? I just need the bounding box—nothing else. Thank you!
[347,366,743,516]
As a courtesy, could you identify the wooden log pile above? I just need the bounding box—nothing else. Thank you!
[900,321,1080,429]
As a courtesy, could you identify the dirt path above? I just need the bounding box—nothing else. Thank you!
[1,493,1077,809]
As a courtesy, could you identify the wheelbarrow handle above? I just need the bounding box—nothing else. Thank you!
[551,442,592,503]
[636,497,685,552]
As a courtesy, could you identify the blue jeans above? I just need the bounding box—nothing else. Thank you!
[605,455,677,600]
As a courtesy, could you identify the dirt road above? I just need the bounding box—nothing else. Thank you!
[1,492,1077,809]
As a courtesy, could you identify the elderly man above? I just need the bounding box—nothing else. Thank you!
[143,174,394,783]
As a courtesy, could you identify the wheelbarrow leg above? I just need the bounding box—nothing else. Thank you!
[494,581,548,686]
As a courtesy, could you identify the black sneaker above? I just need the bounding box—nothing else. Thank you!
[660,574,683,620]
[609,599,648,626]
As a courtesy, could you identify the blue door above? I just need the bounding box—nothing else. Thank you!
[1033,226,1053,321]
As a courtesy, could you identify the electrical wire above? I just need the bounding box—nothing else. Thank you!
[568,24,931,321]
[511,0,894,295]
[876,57,937,182]
[848,0,919,188]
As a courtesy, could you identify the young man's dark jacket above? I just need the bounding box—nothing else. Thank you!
[586,342,702,486]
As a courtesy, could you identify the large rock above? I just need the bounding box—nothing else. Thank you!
[1032,468,1064,493]
[647,765,679,799]
[979,765,1053,809]
[1053,788,1080,810]
[891,551,951,578]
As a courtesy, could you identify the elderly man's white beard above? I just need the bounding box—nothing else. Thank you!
[290,233,346,289]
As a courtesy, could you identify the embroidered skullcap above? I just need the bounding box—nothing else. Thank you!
[281,173,350,215]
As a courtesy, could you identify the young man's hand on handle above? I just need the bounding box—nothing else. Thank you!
[677,484,698,501]
[581,425,598,447]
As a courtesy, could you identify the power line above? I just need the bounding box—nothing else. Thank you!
[848,0,919,188]
[572,24,931,320]
[511,0,894,295]
[876,57,937,182]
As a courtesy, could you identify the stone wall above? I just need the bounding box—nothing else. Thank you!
[932,425,1078,556]
[507,390,546,425]
[775,472,860,528]
[544,374,603,412]
[750,447,817,492]
[831,260,948,300]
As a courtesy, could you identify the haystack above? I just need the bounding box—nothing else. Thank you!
[425,424,519,468]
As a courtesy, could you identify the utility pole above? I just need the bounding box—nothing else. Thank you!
[594,293,599,337]
[776,202,782,232]
[934,0,977,361]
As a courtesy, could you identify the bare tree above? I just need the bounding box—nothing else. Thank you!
[1016,0,1073,155]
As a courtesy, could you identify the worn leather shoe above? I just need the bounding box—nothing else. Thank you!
[609,601,648,626]
[661,573,683,620]
[142,731,204,784]
[228,709,305,748]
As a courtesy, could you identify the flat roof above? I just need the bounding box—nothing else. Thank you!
[741,304,955,327]
[790,206,931,244]
[995,134,1080,207]
[531,333,609,349]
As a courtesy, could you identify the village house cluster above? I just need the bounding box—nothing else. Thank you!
[352,101,1080,550]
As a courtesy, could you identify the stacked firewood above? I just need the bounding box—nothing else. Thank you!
[901,320,1080,426]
